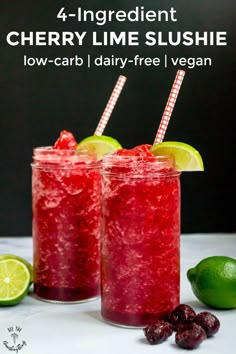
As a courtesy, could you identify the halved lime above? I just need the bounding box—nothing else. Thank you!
[76,135,122,159]
[151,141,204,171]
[0,254,33,282]
[0,259,31,306]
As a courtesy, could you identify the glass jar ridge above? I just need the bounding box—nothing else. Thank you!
[32,146,99,169]
[101,154,180,178]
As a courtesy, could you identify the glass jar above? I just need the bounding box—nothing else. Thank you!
[32,147,101,303]
[101,154,181,327]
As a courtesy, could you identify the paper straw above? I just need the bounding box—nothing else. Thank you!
[94,75,127,136]
[153,70,185,145]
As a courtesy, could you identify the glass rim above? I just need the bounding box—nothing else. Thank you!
[33,146,95,154]
[32,146,98,159]
[102,153,174,164]
[101,154,180,177]
[32,146,100,168]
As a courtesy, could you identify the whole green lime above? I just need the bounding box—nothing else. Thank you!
[187,256,236,309]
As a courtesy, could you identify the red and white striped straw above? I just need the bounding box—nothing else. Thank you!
[153,70,185,145]
[94,75,127,136]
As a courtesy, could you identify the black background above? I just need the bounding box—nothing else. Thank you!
[0,0,235,236]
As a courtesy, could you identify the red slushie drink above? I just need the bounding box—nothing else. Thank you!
[101,145,180,326]
[32,131,101,302]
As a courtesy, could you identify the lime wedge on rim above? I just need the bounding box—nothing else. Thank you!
[76,135,122,159]
[0,254,33,282]
[0,259,31,306]
[151,141,204,171]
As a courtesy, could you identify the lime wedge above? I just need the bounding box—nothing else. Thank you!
[0,254,33,282]
[0,259,31,306]
[151,141,204,171]
[76,135,122,159]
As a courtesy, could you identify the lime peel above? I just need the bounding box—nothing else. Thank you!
[187,256,236,309]
[151,141,204,172]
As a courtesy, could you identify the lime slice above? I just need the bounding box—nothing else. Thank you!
[0,254,33,282]
[151,141,204,171]
[0,259,31,306]
[76,135,122,159]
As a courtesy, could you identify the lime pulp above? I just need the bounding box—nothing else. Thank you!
[0,259,31,306]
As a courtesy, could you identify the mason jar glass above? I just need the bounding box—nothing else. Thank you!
[101,154,181,327]
[32,147,101,303]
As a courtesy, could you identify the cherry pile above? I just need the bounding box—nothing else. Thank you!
[143,304,220,350]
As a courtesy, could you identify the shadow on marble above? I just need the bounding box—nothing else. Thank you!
[185,300,208,310]
[83,310,104,324]
[136,337,148,345]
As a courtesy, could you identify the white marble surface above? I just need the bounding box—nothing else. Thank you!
[0,234,236,354]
